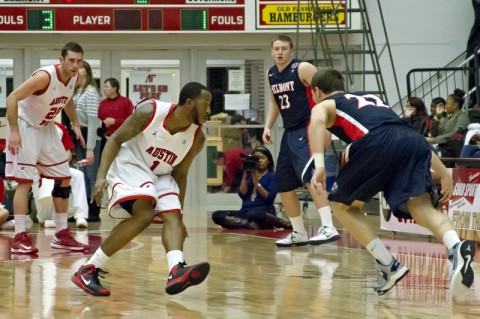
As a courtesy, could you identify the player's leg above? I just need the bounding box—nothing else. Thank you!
[296,126,339,245]
[162,210,210,295]
[6,120,40,254]
[275,131,309,247]
[72,198,155,296]
[305,182,340,245]
[155,175,210,295]
[332,200,408,295]
[275,191,309,247]
[50,178,89,251]
[408,194,475,297]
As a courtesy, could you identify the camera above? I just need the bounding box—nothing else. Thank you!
[240,153,260,172]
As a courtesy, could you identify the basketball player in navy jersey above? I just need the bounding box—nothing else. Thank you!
[6,42,88,255]
[72,82,212,296]
[309,68,475,297]
[263,34,340,247]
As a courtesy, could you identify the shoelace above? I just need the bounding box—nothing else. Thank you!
[58,229,81,245]
[318,226,329,235]
[92,268,109,284]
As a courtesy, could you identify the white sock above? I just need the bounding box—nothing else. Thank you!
[289,216,306,234]
[366,238,394,266]
[55,212,68,232]
[167,250,184,272]
[443,230,461,250]
[318,206,333,227]
[86,247,110,269]
[14,215,26,234]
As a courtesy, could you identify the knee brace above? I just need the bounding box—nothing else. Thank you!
[51,180,71,199]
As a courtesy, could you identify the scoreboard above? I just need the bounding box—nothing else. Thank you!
[0,0,245,32]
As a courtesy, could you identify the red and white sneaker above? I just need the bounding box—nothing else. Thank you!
[51,228,89,251]
[11,231,39,254]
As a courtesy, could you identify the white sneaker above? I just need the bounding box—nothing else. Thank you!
[309,226,340,245]
[44,220,56,228]
[449,240,476,298]
[275,231,309,247]
[0,220,15,230]
[76,217,88,228]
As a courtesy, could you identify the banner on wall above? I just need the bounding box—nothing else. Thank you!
[380,168,480,241]
[128,71,174,106]
[448,168,480,241]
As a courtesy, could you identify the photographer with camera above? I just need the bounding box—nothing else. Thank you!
[212,146,292,230]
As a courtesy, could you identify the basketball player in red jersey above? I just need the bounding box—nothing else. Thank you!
[72,82,212,296]
[6,42,88,255]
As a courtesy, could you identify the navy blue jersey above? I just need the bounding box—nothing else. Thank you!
[326,92,406,144]
[268,59,314,129]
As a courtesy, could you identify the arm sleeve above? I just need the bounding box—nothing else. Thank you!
[436,113,470,144]
[261,172,278,205]
[85,88,101,149]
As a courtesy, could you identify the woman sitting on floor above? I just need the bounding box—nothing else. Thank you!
[212,146,291,230]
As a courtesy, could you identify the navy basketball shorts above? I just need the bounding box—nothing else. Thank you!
[328,125,435,218]
[276,125,314,192]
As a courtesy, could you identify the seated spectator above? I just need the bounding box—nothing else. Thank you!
[457,123,480,167]
[212,146,291,230]
[214,148,251,193]
[403,97,429,135]
[31,122,89,228]
[427,97,448,138]
[426,89,470,157]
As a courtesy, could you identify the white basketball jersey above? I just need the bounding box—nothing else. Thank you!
[122,99,201,176]
[18,64,78,128]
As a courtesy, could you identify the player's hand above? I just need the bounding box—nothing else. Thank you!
[311,168,326,195]
[262,128,272,144]
[91,177,108,206]
[8,130,22,155]
[438,175,454,203]
[72,124,86,148]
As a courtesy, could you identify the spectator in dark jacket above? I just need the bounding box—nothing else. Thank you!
[212,146,291,230]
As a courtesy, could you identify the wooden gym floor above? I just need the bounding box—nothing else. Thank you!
[0,206,479,319]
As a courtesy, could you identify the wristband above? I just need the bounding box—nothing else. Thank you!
[313,152,325,169]
[258,183,262,188]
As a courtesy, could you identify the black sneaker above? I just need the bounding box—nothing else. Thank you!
[72,264,110,296]
[165,262,210,295]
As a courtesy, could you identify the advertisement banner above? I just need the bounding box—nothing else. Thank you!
[380,168,480,241]
[257,0,346,30]
[448,168,480,241]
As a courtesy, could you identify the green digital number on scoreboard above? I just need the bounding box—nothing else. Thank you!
[27,10,54,30]
[181,10,207,30]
